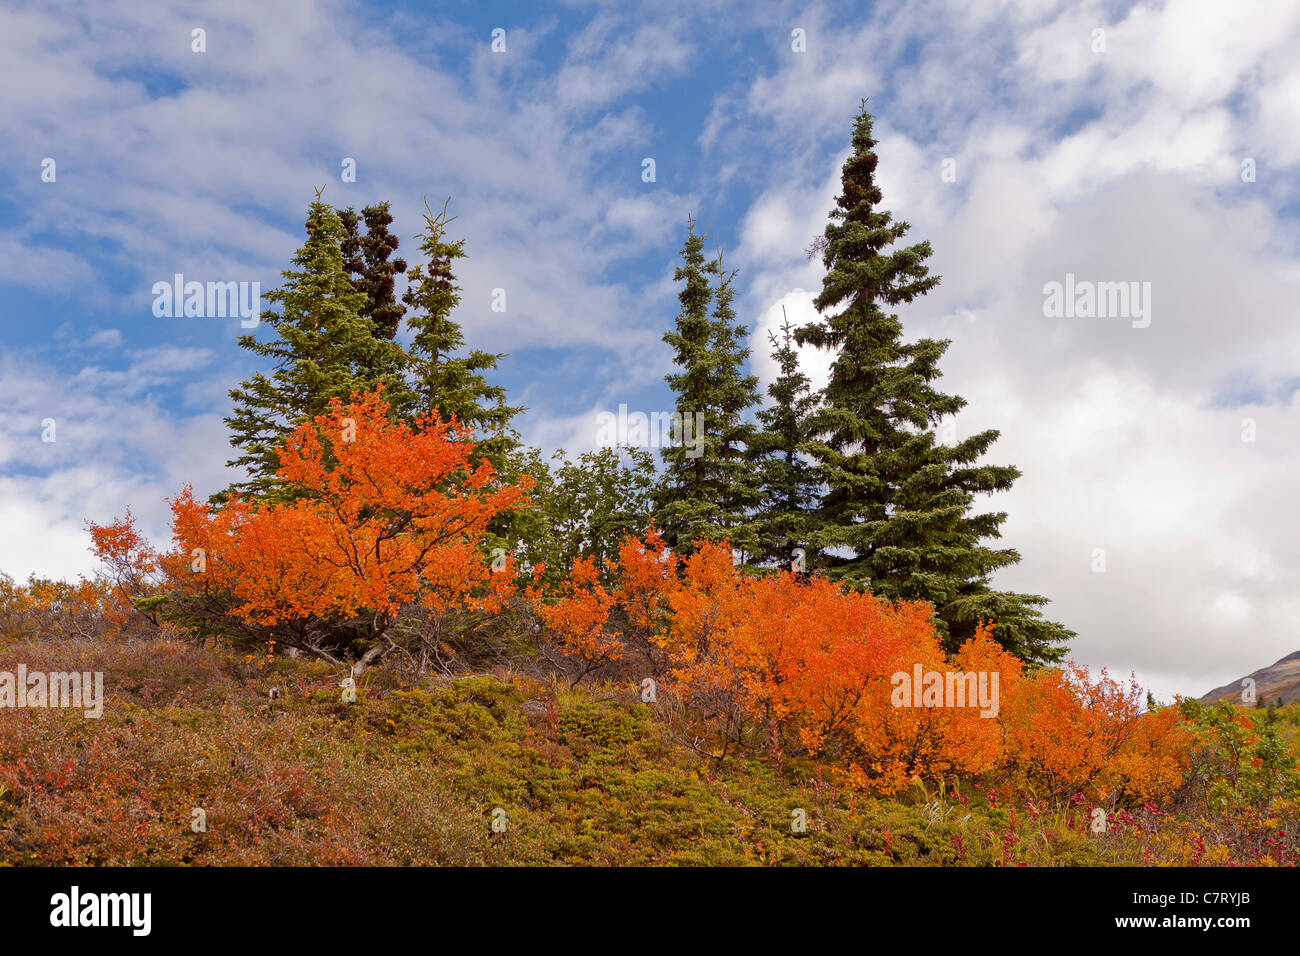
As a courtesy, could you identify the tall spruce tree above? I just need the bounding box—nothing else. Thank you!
[339,201,407,340]
[795,105,1072,663]
[654,218,718,548]
[708,250,763,557]
[217,192,410,502]
[654,220,761,553]
[400,197,522,468]
[746,313,820,570]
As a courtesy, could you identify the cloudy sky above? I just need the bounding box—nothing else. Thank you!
[2,0,1298,700]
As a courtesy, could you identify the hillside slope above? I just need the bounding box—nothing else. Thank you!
[1200,651,1300,706]
[3,635,1298,866]
[0,635,1128,866]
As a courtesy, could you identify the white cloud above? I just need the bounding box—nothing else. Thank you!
[554,19,694,111]
[0,350,236,580]
[84,328,124,349]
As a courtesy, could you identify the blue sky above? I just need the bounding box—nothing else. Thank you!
[3,0,1300,699]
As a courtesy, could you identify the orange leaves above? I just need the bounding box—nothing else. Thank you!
[660,541,750,668]
[205,390,534,629]
[535,556,623,683]
[746,584,1020,791]
[536,530,1193,802]
[97,389,532,656]
[87,509,159,585]
[611,525,676,653]
[759,577,942,745]
[1000,664,1196,801]
[658,542,765,745]
[219,392,525,628]
[936,625,1022,772]
[535,531,996,775]
[0,575,133,641]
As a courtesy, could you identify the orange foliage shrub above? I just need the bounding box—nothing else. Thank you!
[656,543,765,755]
[1001,664,1195,801]
[87,508,161,608]
[535,532,1198,801]
[0,574,134,642]
[534,555,623,685]
[91,390,532,668]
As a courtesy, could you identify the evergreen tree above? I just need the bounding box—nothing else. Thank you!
[796,105,1071,663]
[707,248,763,558]
[400,198,521,467]
[654,219,761,553]
[746,312,820,570]
[654,218,718,548]
[217,192,409,502]
[339,201,408,340]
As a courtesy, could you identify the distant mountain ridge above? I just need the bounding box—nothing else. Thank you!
[1200,650,1300,706]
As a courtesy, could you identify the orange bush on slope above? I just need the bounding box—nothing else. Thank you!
[536,533,1197,800]
[0,575,134,642]
[90,389,532,668]
[1001,664,1196,802]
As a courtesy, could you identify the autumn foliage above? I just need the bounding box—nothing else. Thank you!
[91,389,532,669]
[536,533,1198,801]
[0,574,134,643]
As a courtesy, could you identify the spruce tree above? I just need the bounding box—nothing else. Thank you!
[399,199,522,466]
[654,218,718,548]
[746,313,820,570]
[654,219,760,553]
[707,249,763,558]
[796,105,1071,663]
[217,192,409,502]
[339,201,407,340]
